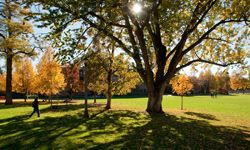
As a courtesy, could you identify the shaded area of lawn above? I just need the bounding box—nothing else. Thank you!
[184,112,220,121]
[0,104,249,150]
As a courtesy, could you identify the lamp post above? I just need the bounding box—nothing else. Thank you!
[80,61,89,118]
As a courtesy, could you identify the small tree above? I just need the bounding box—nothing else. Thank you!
[36,47,65,106]
[62,63,83,100]
[12,58,36,102]
[170,74,193,110]
[87,51,140,109]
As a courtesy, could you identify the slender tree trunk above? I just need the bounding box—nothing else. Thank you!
[105,72,112,110]
[70,90,73,100]
[5,55,13,105]
[24,91,27,102]
[83,64,89,118]
[50,95,53,108]
[181,95,183,110]
[93,92,96,103]
[84,89,89,118]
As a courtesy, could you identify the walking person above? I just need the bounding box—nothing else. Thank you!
[30,97,40,118]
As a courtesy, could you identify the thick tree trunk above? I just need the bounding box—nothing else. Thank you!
[5,55,13,105]
[146,84,165,114]
[105,92,111,110]
[105,72,112,110]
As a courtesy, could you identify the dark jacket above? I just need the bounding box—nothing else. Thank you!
[32,101,39,109]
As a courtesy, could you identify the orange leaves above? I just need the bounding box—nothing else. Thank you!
[36,48,66,96]
[170,74,193,96]
[12,58,36,94]
[230,74,250,91]
[0,73,6,92]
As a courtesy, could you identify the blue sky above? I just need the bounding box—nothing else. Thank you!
[0,19,249,76]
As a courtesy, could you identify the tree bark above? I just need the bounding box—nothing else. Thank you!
[83,64,89,118]
[181,95,183,110]
[146,83,165,114]
[93,92,96,103]
[5,55,13,105]
[105,72,112,110]
[24,91,27,102]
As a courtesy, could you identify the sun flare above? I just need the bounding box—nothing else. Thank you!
[132,3,142,14]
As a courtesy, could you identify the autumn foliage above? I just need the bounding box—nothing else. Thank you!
[170,75,193,96]
[62,63,83,99]
[36,47,65,97]
[12,58,36,101]
[0,73,6,93]
[230,72,250,92]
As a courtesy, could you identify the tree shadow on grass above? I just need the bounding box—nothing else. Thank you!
[88,113,250,150]
[0,101,68,110]
[185,112,220,121]
[0,102,32,109]
[0,110,249,150]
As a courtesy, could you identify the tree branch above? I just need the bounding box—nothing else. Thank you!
[0,33,5,39]
[176,59,240,72]
[82,17,133,57]
[88,12,127,28]
[205,36,230,43]
[182,19,250,55]
[188,0,217,33]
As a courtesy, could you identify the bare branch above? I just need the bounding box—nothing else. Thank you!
[205,36,231,43]
[0,33,5,39]
[176,59,240,72]
[13,50,35,56]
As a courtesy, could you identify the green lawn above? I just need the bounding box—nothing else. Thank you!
[110,94,250,119]
[0,94,250,149]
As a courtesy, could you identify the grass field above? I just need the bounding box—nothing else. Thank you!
[0,94,250,149]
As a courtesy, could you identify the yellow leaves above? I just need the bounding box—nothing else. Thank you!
[4,19,33,35]
[170,74,193,96]
[230,70,250,91]
[0,73,6,92]
[12,59,36,94]
[36,48,66,96]
[0,37,31,51]
[20,8,31,16]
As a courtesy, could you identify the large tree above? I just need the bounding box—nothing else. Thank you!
[0,0,35,104]
[27,0,249,113]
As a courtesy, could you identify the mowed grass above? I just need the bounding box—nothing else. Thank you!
[108,94,250,119]
[0,94,250,149]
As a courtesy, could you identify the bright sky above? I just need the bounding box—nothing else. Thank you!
[0,9,249,76]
